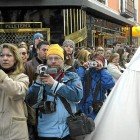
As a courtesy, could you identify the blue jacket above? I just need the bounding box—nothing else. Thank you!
[26,71,83,138]
[76,67,115,120]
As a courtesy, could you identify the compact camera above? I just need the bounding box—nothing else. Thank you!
[39,65,57,77]
[38,101,56,114]
[89,61,98,68]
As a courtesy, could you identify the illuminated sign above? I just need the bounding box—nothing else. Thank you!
[132,26,140,36]
[0,22,42,29]
[123,26,140,36]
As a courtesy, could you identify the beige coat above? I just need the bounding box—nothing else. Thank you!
[107,63,124,84]
[0,70,29,140]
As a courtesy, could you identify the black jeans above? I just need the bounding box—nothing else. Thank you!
[37,135,76,140]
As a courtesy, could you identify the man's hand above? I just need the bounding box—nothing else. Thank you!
[40,74,55,86]
[36,64,44,74]
[36,64,44,81]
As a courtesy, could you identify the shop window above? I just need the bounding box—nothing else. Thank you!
[0,8,64,45]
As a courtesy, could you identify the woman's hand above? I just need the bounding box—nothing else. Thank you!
[95,60,103,70]
[83,61,90,69]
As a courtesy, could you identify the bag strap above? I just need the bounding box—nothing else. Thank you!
[57,94,74,117]
[84,70,92,104]
[58,94,93,118]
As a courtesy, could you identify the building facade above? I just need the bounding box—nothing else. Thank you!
[0,0,139,48]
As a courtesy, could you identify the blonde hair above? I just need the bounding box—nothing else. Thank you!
[1,43,25,74]
[108,53,119,63]
[77,49,91,65]
[97,46,104,52]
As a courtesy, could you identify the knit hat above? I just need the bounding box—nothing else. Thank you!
[63,39,75,63]
[63,39,75,48]
[92,54,105,63]
[33,33,43,43]
[46,44,64,60]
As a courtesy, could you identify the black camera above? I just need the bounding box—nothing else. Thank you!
[39,65,57,77]
[89,61,97,68]
[38,101,56,114]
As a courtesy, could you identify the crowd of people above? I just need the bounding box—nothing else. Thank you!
[0,32,139,140]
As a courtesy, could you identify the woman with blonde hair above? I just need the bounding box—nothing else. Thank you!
[107,53,124,84]
[77,49,91,66]
[97,46,104,56]
[0,43,29,140]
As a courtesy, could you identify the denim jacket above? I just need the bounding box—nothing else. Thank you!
[26,71,83,138]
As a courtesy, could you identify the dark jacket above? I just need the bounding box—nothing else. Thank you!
[118,60,126,69]
[73,59,80,69]
[24,57,39,87]
[28,45,37,61]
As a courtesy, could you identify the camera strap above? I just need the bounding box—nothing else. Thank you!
[92,72,102,103]
[92,78,102,102]
[84,70,92,104]
[84,70,102,104]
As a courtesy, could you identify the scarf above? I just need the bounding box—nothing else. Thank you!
[110,62,121,71]
[50,70,64,82]
[0,63,16,74]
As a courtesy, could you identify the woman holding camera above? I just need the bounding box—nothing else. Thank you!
[76,53,115,120]
[0,43,29,140]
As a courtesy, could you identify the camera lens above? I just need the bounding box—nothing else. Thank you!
[41,67,45,71]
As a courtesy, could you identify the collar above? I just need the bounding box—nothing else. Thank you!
[36,56,46,65]
[50,70,64,82]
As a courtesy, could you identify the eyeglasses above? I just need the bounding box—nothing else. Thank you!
[47,57,62,61]
[20,52,27,55]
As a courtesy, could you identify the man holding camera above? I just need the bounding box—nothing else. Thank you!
[26,44,83,140]
[76,53,115,120]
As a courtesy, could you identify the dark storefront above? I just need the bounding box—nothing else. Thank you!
[0,0,136,48]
